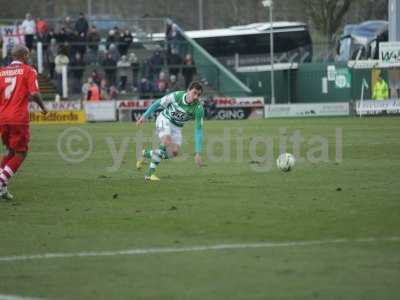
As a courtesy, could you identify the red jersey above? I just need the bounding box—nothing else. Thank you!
[0,61,39,125]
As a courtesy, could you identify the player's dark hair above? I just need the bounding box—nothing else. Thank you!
[11,44,29,60]
[188,81,203,93]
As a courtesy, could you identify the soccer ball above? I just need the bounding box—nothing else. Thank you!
[276,153,295,172]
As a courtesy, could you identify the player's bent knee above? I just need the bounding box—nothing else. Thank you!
[161,136,172,146]
[171,150,179,157]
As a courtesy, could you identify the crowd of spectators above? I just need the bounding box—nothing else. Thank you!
[0,13,198,101]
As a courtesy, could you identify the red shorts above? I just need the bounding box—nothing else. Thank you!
[0,124,30,152]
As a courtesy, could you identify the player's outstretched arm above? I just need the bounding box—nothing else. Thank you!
[30,92,48,115]
[136,99,161,126]
[136,115,145,126]
[194,106,204,167]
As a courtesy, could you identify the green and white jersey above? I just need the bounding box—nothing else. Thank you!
[160,91,204,127]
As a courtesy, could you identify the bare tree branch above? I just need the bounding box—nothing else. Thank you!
[301,0,352,43]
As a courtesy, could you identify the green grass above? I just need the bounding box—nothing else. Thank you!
[1,117,400,300]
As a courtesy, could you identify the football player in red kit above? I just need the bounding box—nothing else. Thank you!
[0,44,47,200]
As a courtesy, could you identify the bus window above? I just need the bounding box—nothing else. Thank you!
[217,36,248,56]
[196,37,218,56]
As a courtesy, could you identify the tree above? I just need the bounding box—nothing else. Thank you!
[300,0,352,44]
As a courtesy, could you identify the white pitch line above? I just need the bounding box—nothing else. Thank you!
[0,236,399,263]
[0,295,45,300]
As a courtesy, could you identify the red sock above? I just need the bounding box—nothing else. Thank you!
[0,154,13,169]
[7,155,25,173]
[0,156,25,187]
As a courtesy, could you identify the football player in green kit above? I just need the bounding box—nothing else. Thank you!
[136,81,204,181]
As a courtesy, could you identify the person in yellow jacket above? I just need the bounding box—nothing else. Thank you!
[372,73,389,100]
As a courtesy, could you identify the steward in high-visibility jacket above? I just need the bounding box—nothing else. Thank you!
[372,76,389,100]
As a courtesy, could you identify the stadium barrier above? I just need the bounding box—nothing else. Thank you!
[29,100,116,123]
[116,97,265,122]
[264,102,350,118]
[210,97,264,120]
[356,99,400,116]
[29,101,82,112]
[28,98,358,123]
[117,99,154,122]
[85,101,117,122]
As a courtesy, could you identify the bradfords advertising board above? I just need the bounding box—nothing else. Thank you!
[211,97,264,120]
[265,103,349,118]
[30,111,86,124]
[29,101,86,124]
[356,99,400,115]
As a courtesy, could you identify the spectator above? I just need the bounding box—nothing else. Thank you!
[100,79,109,100]
[87,26,100,64]
[118,29,133,56]
[59,41,71,58]
[106,29,117,50]
[75,13,89,36]
[148,50,164,81]
[36,32,48,55]
[45,29,57,47]
[167,47,182,77]
[372,73,389,100]
[182,53,196,88]
[46,38,58,79]
[102,52,117,86]
[36,17,48,40]
[107,43,120,63]
[70,52,86,94]
[117,55,131,93]
[84,77,101,101]
[138,77,153,99]
[165,19,173,54]
[169,23,181,54]
[128,52,140,90]
[21,13,36,51]
[56,27,69,44]
[90,69,102,87]
[108,85,119,100]
[75,32,87,57]
[81,77,91,99]
[155,71,169,95]
[54,47,70,97]
[167,74,180,92]
[113,26,121,39]
[62,16,74,36]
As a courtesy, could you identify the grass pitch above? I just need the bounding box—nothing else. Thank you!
[0,117,400,300]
